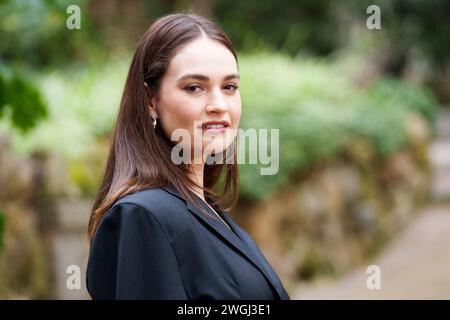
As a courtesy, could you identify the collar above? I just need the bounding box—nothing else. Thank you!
[161,185,289,300]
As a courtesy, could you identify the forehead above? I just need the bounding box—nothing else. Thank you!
[165,37,238,79]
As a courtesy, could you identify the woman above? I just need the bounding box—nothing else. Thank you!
[86,12,290,300]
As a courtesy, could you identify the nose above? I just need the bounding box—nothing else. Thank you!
[205,89,228,113]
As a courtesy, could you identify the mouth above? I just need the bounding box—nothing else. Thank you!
[199,120,230,134]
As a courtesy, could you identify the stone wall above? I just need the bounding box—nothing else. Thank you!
[0,132,90,299]
[234,114,432,294]
[0,133,50,298]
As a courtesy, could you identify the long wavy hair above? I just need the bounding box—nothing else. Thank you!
[87,12,239,241]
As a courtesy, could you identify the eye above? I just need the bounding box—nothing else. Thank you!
[184,85,203,93]
[223,84,239,92]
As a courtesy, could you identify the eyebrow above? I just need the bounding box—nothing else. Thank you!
[177,73,240,83]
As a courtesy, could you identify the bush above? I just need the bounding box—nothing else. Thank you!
[237,52,438,199]
[0,64,47,133]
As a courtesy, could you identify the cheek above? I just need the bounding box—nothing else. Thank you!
[161,95,201,131]
[230,96,242,126]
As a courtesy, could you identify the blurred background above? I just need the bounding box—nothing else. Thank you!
[0,0,449,299]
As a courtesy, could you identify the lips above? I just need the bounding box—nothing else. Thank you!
[199,120,230,129]
[198,120,230,133]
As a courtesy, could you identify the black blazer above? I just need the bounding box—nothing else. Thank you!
[86,186,290,300]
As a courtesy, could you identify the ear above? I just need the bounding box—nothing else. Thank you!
[148,105,158,120]
[144,82,158,119]
[143,82,152,99]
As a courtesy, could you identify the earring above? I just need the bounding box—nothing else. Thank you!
[151,116,157,129]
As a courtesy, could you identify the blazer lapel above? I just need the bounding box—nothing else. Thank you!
[223,213,291,300]
[161,186,287,299]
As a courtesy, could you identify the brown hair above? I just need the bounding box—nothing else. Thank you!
[87,12,239,241]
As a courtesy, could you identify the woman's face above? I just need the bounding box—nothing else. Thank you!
[151,36,241,163]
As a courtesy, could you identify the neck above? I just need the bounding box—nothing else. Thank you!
[188,163,205,201]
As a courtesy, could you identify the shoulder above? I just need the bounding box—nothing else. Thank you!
[103,187,190,235]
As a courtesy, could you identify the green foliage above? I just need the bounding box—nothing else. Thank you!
[366,78,438,124]
[213,0,343,56]
[237,53,438,199]
[0,64,48,132]
[349,0,450,69]
[0,0,99,67]
[0,57,128,159]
